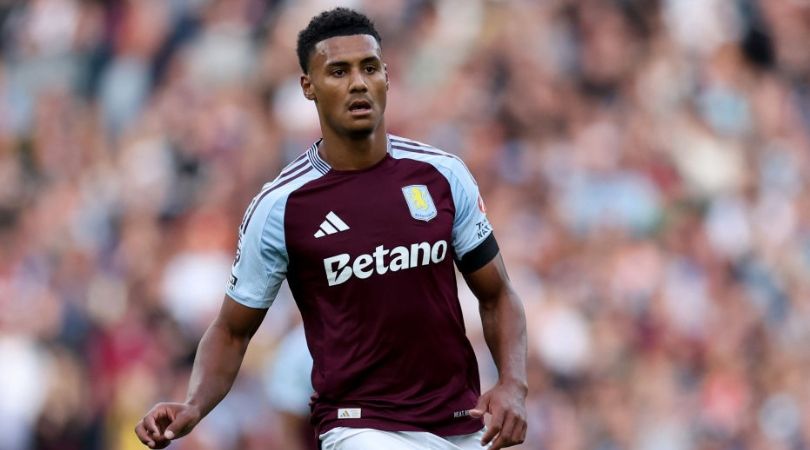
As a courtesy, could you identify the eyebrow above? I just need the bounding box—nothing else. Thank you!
[324,56,381,67]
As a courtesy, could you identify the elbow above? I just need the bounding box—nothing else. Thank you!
[209,318,254,350]
[478,287,518,313]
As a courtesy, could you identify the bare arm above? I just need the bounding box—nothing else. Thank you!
[186,296,268,416]
[464,253,528,449]
[135,296,267,448]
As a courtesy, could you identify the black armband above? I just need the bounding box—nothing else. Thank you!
[455,233,499,274]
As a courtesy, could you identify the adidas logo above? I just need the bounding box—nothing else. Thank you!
[337,408,361,419]
[314,211,350,238]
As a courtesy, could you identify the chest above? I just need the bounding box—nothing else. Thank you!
[283,159,456,266]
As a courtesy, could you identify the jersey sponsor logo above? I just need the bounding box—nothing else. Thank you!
[453,409,471,418]
[337,408,361,419]
[323,240,448,286]
[314,211,350,238]
[402,185,437,222]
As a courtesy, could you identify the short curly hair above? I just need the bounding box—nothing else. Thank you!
[296,7,382,74]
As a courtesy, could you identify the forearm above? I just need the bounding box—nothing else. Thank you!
[480,287,528,390]
[185,319,251,417]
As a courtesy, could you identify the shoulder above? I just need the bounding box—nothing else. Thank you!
[240,145,326,234]
[389,134,459,164]
[388,134,475,184]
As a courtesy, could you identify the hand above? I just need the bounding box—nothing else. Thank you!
[134,402,202,448]
[469,381,527,449]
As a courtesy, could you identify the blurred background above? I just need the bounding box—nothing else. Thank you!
[1,0,809,449]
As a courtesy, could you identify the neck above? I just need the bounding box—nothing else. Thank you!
[318,124,388,171]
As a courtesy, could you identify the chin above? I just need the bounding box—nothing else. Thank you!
[343,123,377,139]
[346,128,374,139]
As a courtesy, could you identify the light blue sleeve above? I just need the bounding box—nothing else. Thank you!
[448,159,493,259]
[225,193,288,309]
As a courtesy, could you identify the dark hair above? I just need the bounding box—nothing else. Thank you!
[296,7,382,74]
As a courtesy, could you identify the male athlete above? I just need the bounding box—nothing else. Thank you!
[135,8,527,450]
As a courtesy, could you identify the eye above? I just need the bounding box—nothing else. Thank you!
[364,66,377,74]
[331,68,345,77]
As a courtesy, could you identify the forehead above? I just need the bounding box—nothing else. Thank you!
[311,34,381,66]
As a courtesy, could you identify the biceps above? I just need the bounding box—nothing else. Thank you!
[217,295,269,339]
[463,254,510,303]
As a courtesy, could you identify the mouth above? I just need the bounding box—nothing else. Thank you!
[348,99,373,116]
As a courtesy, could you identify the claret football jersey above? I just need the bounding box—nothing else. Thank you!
[227,134,498,436]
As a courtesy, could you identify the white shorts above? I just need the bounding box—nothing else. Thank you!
[320,427,487,450]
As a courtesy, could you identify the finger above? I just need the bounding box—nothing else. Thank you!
[487,414,519,450]
[470,394,490,418]
[143,414,159,438]
[134,422,155,447]
[153,435,172,448]
[151,409,178,447]
[147,431,172,449]
[164,409,194,440]
[488,433,509,450]
[481,409,505,445]
[498,413,517,445]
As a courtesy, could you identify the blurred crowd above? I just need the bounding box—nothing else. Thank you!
[1,0,810,449]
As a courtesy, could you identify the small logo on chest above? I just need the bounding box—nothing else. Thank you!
[314,211,350,238]
[401,185,437,222]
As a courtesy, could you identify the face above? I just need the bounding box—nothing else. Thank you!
[301,34,388,138]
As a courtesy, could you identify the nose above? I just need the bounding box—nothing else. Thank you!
[349,68,368,93]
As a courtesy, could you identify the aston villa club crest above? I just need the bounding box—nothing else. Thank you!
[402,185,437,222]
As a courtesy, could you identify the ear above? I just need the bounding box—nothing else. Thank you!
[301,74,315,101]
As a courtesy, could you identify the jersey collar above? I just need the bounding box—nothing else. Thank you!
[308,136,394,174]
